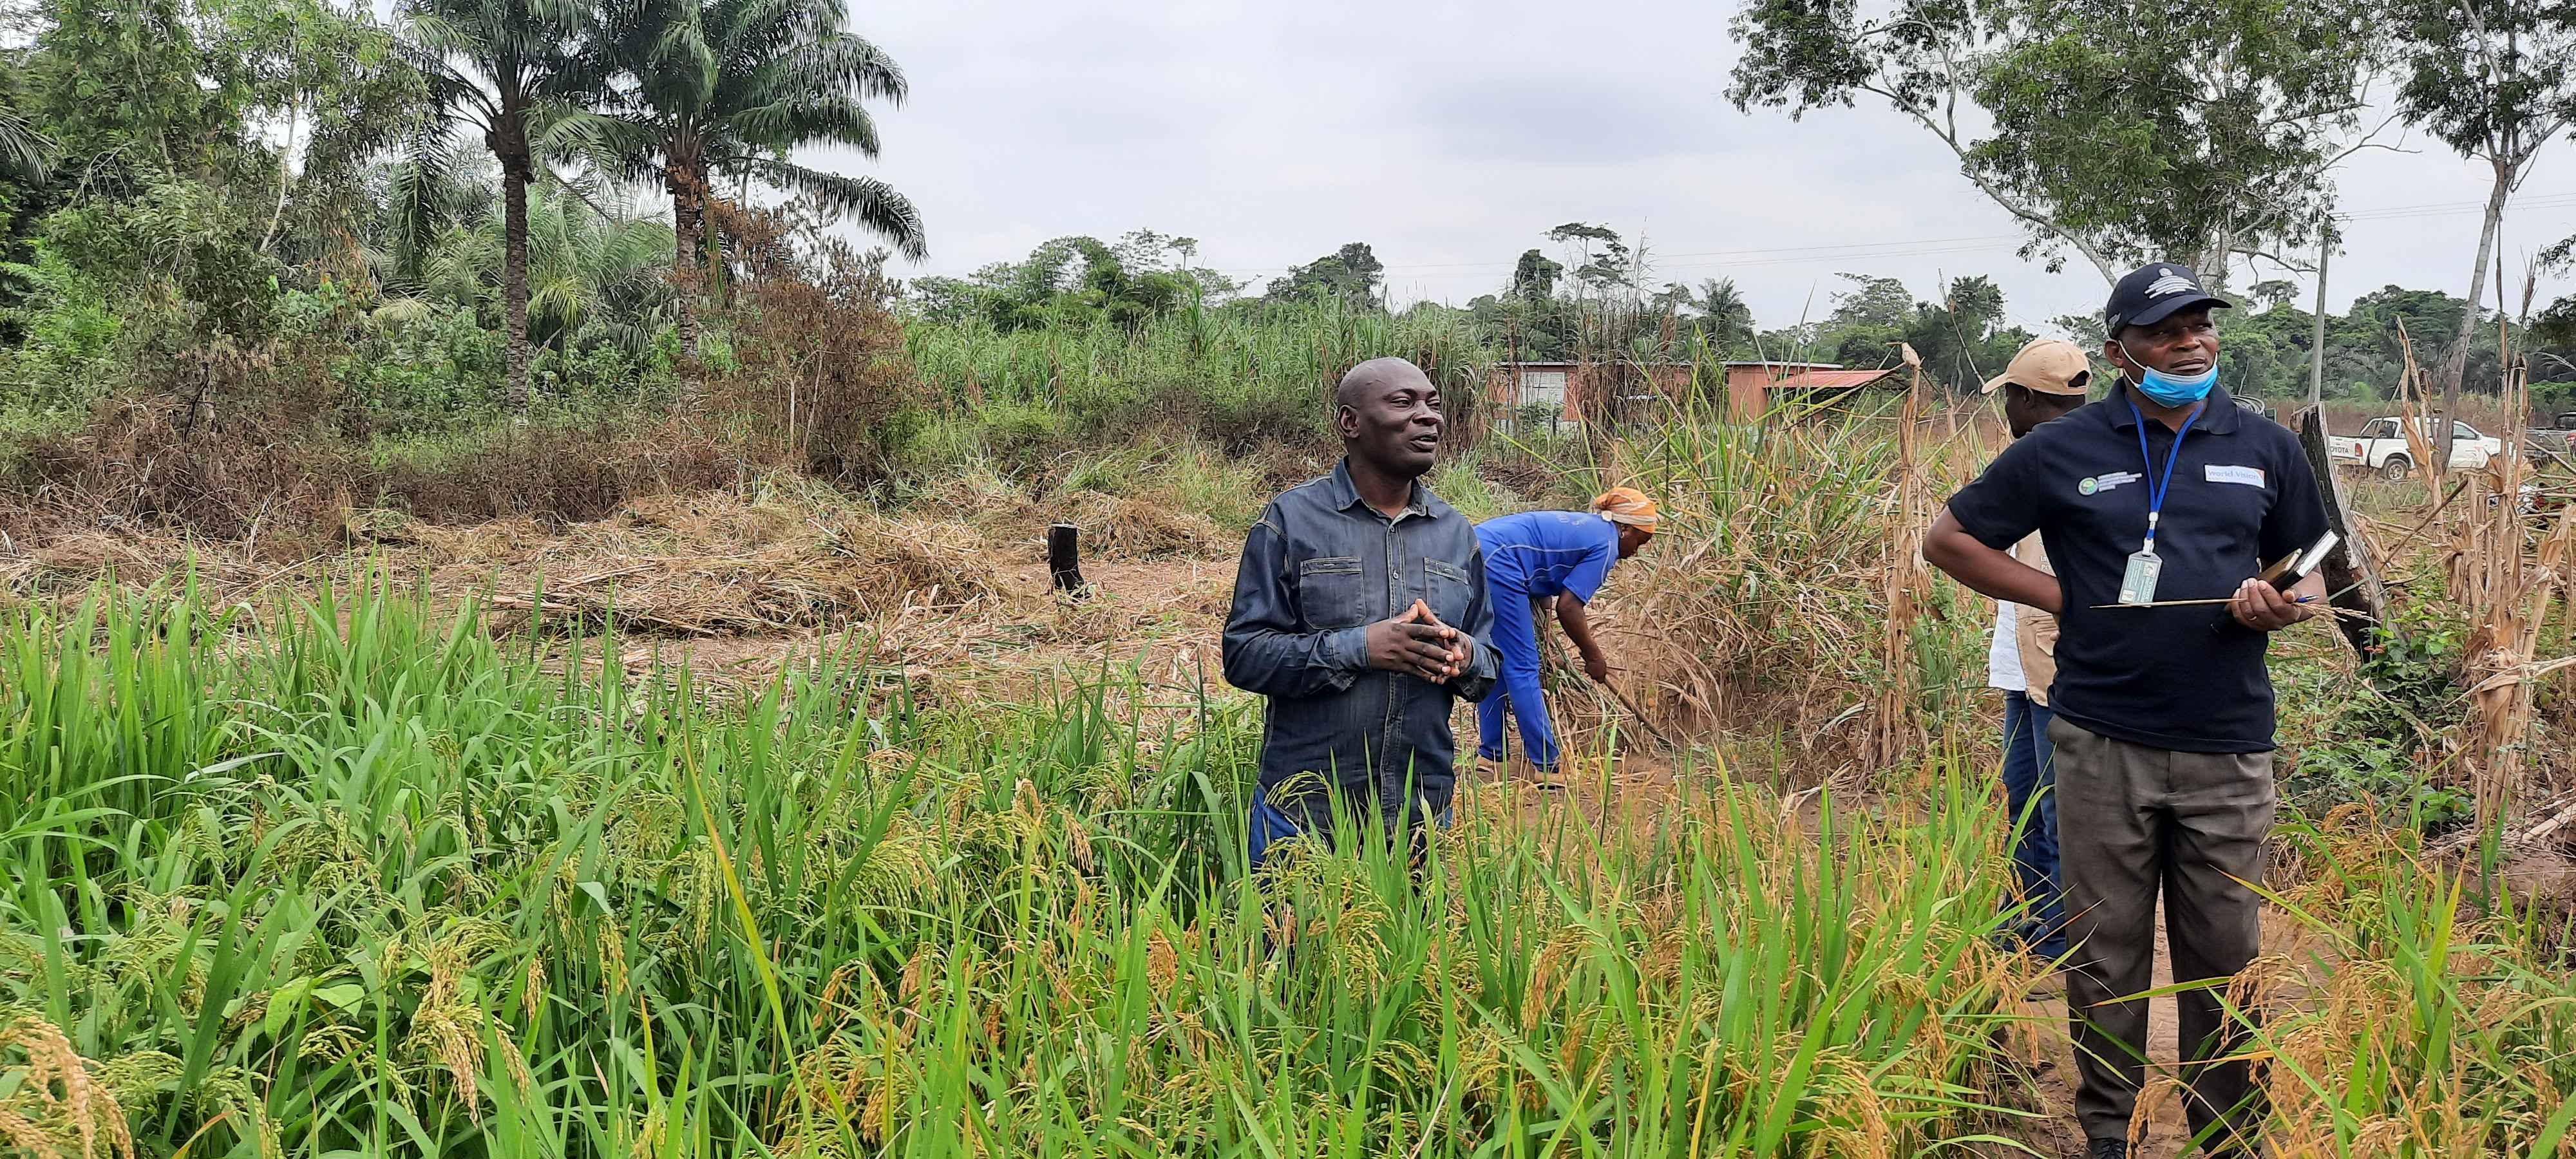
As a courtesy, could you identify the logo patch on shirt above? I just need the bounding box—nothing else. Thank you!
[2078,471,2145,496]
[2205,464,2266,487]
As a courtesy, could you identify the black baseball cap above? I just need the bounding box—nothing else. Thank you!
[2103,262,2230,337]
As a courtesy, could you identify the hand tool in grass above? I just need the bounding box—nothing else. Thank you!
[1533,607,1680,750]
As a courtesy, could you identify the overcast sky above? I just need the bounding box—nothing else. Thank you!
[822,0,2576,337]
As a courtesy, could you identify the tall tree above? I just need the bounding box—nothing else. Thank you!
[580,0,925,355]
[1264,242,1383,306]
[202,0,422,258]
[28,0,242,178]
[401,0,586,409]
[2390,0,2575,466]
[1547,222,1639,296]
[1691,277,1754,351]
[1728,0,2376,286]
[1509,248,1562,303]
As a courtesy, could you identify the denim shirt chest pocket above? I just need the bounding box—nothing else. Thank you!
[1418,557,1473,627]
[1298,556,1367,630]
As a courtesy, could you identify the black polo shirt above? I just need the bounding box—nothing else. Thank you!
[1947,384,2328,753]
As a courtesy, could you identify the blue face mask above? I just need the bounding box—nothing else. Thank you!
[2121,344,2217,407]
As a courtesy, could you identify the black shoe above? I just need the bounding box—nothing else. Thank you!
[2086,1140,2128,1159]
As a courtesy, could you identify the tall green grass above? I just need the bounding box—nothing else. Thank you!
[902,299,1494,453]
[0,581,2049,1156]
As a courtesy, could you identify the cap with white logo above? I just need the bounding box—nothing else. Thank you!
[2104,262,2230,337]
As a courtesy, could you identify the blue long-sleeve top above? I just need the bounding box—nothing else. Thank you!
[1473,509,1621,601]
[1221,460,1500,826]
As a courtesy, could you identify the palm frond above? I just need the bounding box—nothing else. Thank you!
[387,117,475,287]
[743,158,923,259]
[0,107,52,185]
[724,94,876,155]
[790,35,904,103]
[542,109,667,184]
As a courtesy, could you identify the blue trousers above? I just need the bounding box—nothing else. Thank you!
[2002,692,2068,959]
[1475,586,1558,771]
[1247,781,1446,871]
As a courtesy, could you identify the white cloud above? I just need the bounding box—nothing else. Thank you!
[813,0,2576,334]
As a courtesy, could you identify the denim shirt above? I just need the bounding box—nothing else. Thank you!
[1221,460,1501,831]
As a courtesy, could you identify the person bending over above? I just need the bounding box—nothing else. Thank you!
[1221,357,1501,869]
[1469,489,1658,782]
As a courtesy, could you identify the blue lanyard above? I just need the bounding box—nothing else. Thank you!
[2127,395,2202,554]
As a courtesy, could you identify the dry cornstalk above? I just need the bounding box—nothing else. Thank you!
[2392,317,2441,482]
[1872,343,1933,767]
[2456,275,2570,838]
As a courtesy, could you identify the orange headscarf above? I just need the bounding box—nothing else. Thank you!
[1593,487,1659,532]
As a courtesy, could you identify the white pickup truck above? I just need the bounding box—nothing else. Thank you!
[2329,417,2505,480]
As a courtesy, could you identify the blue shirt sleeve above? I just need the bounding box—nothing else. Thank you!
[1560,520,1618,604]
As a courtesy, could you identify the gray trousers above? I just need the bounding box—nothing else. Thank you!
[2048,717,2273,1150]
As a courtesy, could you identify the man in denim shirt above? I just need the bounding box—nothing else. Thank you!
[1223,357,1501,868]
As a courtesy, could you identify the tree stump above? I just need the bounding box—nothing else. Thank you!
[1047,523,1090,599]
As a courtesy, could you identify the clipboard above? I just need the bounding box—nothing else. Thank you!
[2257,531,2340,592]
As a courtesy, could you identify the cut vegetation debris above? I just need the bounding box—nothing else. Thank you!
[0,471,1266,636]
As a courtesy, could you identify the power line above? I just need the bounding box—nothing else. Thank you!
[1199,192,2576,283]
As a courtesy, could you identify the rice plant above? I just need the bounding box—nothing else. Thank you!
[1582,393,1996,764]
[0,579,2045,1156]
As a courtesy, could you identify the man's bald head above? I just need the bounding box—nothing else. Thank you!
[1338,357,1433,411]
[1334,356,1443,482]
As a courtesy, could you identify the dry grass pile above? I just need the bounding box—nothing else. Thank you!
[425,484,1019,636]
[1054,491,1227,558]
[14,345,755,547]
[3,478,1023,637]
[904,440,1269,561]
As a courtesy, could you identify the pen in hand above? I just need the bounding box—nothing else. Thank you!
[2096,594,2319,608]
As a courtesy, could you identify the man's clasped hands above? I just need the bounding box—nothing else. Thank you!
[1366,599,1472,683]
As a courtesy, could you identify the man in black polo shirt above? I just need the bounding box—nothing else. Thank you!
[1924,263,2328,1158]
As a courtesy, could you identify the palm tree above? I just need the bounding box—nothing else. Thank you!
[399,0,587,410]
[578,0,925,353]
[1693,278,1754,352]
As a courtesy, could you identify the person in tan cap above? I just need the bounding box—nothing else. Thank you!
[1980,337,2091,960]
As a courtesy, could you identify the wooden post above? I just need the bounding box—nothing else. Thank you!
[1047,523,1089,598]
[2295,406,2396,659]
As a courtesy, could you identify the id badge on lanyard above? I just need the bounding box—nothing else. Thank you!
[2117,549,2163,606]
[2114,397,2200,607]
